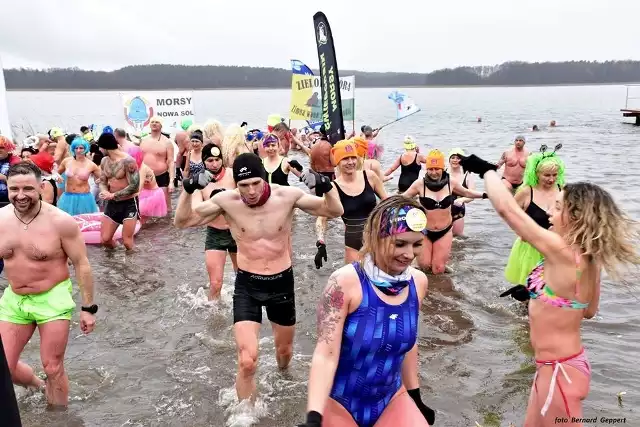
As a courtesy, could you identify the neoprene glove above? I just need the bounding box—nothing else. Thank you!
[408,388,436,425]
[500,285,531,302]
[183,170,214,194]
[289,159,304,172]
[297,411,322,427]
[314,240,327,269]
[458,154,498,178]
[301,169,333,197]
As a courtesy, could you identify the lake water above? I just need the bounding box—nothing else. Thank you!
[2,85,639,427]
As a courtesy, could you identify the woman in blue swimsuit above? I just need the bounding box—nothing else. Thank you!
[299,196,435,427]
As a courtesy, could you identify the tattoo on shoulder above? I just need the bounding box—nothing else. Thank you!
[317,274,345,345]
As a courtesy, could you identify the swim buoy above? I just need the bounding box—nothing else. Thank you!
[73,213,141,245]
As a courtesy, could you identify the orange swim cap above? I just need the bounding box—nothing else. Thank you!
[352,136,369,158]
[426,149,445,169]
[331,140,358,166]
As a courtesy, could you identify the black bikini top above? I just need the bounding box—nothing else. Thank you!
[419,177,453,210]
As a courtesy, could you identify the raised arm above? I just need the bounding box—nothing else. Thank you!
[402,178,421,199]
[484,170,565,260]
[57,158,69,174]
[384,156,401,176]
[306,272,350,416]
[112,157,140,201]
[173,187,214,228]
[293,185,344,218]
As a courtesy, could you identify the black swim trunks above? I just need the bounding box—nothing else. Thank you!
[205,226,237,253]
[104,197,139,225]
[501,176,522,192]
[233,267,296,326]
[155,171,170,188]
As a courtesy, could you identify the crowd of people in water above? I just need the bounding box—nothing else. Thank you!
[0,114,639,427]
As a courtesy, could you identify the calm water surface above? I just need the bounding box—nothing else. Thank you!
[2,85,639,426]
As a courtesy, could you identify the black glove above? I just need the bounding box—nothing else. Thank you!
[183,170,214,194]
[301,169,333,197]
[407,388,436,425]
[458,154,498,178]
[297,411,322,427]
[499,285,531,302]
[240,121,248,127]
[482,192,488,199]
[314,240,327,269]
[289,159,304,172]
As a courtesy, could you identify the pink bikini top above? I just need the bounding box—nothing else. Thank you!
[66,164,91,181]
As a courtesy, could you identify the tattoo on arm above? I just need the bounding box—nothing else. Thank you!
[113,158,140,200]
[316,274,345,345]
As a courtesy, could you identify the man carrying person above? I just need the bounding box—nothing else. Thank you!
[139,117,175,211]
[0,162,97,408]
[174,152,343,401]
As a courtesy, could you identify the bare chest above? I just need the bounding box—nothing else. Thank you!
[103,158,128,179]
[226,204,292,240]
[0,221,64,261]
[141,142,167,158]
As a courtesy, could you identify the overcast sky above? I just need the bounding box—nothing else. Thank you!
[1,0,639,73]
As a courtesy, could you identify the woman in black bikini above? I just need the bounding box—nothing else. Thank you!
[448,148,476,237]
[383,136,426,193]
[403,149,486,273]
[331,140,387,263]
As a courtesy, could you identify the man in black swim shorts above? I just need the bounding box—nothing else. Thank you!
[175,152,343,401]
[97,132,141,250]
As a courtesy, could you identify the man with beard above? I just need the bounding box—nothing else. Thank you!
[0,162,97,408]
[139,117,175,210]
[174,153,343,401]
[496,135,529,192]
[97,132,141,250]
[174,144,238,300]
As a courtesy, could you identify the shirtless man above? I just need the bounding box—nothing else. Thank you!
[496,135,529,192]
[309,135,336,269]
[115,128,137,154]
[175,144,238,300]
[97,132,141,250]
[0,162,97,407]
[50,127,69,165]
[174,153,343,401]
[139,117,175,210]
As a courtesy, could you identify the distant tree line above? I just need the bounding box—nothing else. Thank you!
[4,60,640,90]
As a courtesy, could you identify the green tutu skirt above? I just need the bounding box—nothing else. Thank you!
[504,237,543,285]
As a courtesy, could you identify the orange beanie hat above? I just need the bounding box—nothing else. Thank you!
[331,140,358,166]
[426,149,445,169]
[352,136,369,158]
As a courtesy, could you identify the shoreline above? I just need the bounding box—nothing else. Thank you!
[6,81,640,92]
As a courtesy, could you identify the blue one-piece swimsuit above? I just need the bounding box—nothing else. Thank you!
[329,262,419,427]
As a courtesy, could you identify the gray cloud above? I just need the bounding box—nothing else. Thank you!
[2,0,640,72]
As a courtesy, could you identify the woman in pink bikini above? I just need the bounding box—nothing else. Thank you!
[459,153,640,426]
[57,137,100,216]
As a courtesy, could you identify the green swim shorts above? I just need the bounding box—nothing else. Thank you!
[0,279,75,325]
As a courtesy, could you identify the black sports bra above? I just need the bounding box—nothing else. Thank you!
[419,179,452,210]
[524,186,559,229]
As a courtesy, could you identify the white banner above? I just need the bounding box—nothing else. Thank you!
[0,55,12,139]
[120,91,195,135]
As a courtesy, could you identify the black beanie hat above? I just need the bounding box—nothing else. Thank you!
[98,132,118,150]
[202,143,222,163]
[233,153,266,183]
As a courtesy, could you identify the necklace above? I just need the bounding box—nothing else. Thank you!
[14,201,42,230]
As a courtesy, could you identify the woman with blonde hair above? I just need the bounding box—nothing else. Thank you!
[504,145,565,285]
[459,152,640,426]
[221,124,252,167]
[331,140,387,264]
[203,119,224,147]
[299,196,434,427]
